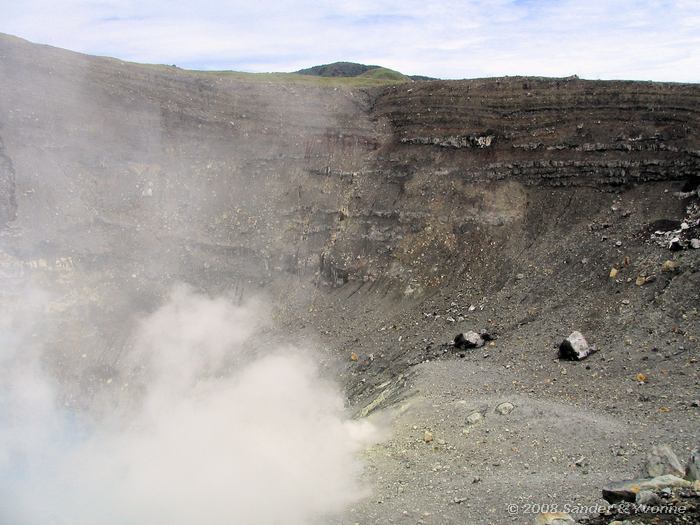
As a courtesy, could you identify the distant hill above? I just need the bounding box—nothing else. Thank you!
[297,61,437,81]
[297,62,381,77]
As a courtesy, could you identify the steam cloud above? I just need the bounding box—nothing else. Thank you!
[0,285,378,525]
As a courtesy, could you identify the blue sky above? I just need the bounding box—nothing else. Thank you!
[0,0,698,81]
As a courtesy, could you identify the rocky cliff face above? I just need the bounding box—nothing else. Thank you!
[377,77,699,186]
[319,77,700,290]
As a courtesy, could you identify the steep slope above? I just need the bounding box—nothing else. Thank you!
[1,30,698,384]
[0,33,389,395]
[0,33,382,287]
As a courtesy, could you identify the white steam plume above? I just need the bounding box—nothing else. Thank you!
[0,284,379,525]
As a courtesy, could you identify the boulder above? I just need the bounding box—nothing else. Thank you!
[454,331,484,349]
[558,331,595,361]
[602,475,691,503]
[644,444,685,478]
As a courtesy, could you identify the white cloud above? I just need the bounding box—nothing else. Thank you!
[0,0,698,80]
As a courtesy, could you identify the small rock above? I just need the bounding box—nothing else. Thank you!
[516,273,525,280]
[622,299,630,305]
[423,431,433,443]
[609,267,619,279]
[534,512,575,525]
[635,490,662,506]
[669,237,683,251]
[615,240,623,247]
[479,329,497,341]
[691,238,700,249]
[466,412,483,425]
[454,331,484,349]
[662,259,679,272]
[558,331,595,361]
[687,446,700,481]
[495,402,515,415]
[635,275,647,286]
[644,444,685,478]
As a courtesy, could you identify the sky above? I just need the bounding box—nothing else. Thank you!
[0,0,698,81]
